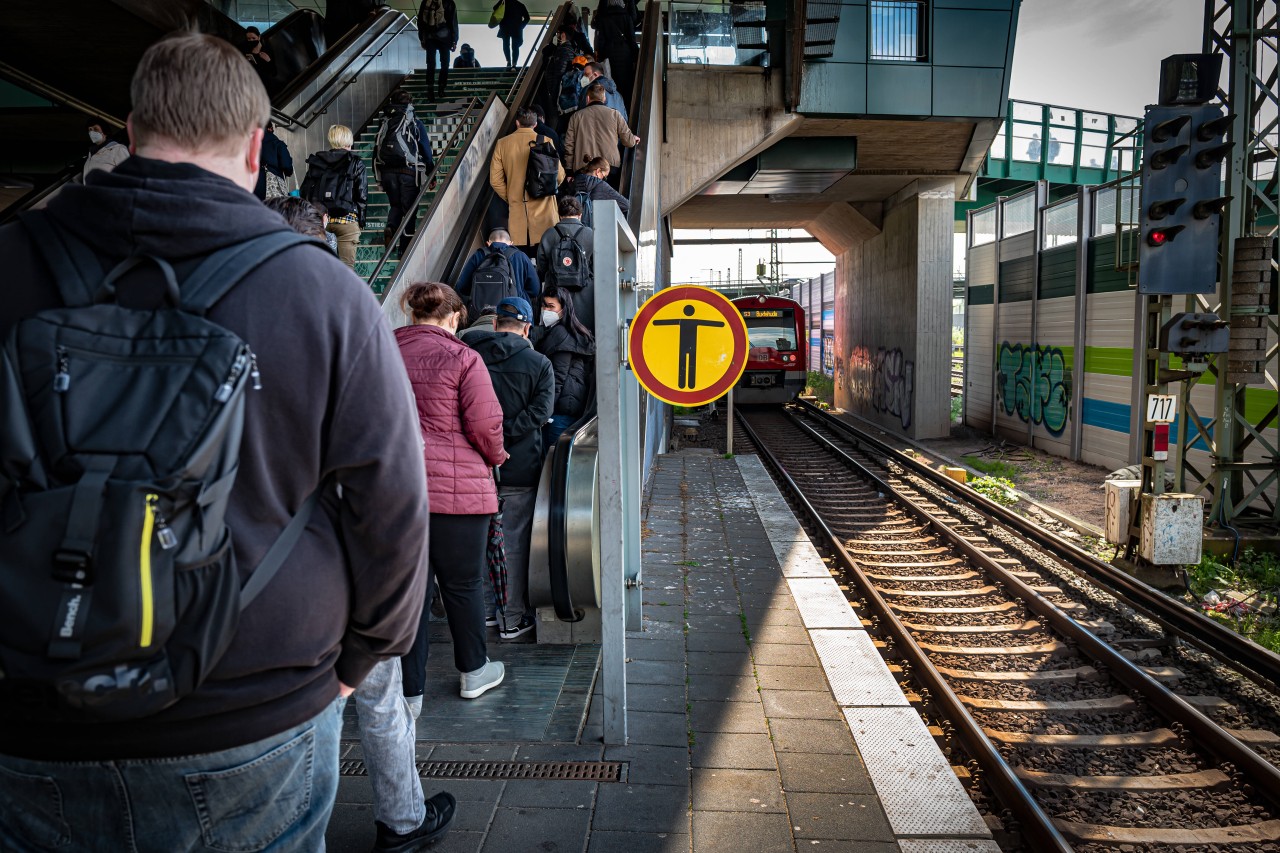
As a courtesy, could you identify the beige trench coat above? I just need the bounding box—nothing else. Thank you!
[490,126,567,246]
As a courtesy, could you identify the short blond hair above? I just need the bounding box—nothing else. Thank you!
[328,125,353,149]
[130,33,269,155]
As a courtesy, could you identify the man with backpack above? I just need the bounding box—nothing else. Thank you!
[536,196,596,334]
[300,123,368,268]
[490,107,565,250]
[375,89,434,255]
[457,228,541,318]
[419,0,459,100]
[0,33,437,850]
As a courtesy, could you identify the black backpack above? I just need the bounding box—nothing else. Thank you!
[0,212,325,722]
[525,136,560,200]
[375,104,426,172]
[467,244,519,316]
[302,153,358,218]
[546,223,590,292]
[576,191,595,229]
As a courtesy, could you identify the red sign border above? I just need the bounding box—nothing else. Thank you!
[629,286,749,406]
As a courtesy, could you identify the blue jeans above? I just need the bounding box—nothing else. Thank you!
[0,697,344,852]
[353,658,424,834]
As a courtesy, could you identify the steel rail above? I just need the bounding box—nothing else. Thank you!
[773,406,1280,814]
[733,411,1073,852]
[795,399,1280,695]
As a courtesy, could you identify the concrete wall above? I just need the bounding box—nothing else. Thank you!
[834,179,955,439]
[660,65,800,216]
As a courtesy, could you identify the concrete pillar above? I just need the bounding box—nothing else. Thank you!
[834,179,955,439]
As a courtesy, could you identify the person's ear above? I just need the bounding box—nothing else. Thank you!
[126,114,137,155]
[244,127,265,183]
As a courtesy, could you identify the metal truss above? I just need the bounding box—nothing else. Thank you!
[1180,0,1280,526]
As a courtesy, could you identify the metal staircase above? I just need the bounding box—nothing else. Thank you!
[352,68,519,293]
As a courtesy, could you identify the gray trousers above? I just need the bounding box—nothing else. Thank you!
[494,484,537,631]
[353,657,424,834]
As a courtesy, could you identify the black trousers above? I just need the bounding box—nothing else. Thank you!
[423,42,450,97]
[402,513,491,696]
[381,171,419,254]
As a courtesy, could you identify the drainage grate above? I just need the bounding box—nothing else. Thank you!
[339,759,625,782]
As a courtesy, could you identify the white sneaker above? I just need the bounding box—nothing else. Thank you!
[459,659,504,699]
[405,694,423,721]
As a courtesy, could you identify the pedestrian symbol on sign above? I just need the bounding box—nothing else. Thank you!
[652,305,726,389]
[628,286,749,407]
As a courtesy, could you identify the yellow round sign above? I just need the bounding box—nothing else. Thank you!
[629,286,749,406]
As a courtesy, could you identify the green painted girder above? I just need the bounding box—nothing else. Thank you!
[980,98,1143,188]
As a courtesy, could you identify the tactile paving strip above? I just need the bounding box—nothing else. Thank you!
[787,577,862,629]
[898,841,1002,853]
[844,707,991,838]
[811,630,910,707]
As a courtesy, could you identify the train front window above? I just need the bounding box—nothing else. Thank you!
[742,308,796,354]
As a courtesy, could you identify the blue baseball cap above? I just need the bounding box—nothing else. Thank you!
[496,296,533,323]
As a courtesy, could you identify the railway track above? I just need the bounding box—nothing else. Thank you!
[738,403,1280,851]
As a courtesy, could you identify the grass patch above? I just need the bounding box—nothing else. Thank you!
[739,612,751,645]
[968,475,1019,507]
[675,559,700,567]
[804,371,835,407]
[963,455,1020,481]
[950,395,963,424]
[1186,549,1280,654]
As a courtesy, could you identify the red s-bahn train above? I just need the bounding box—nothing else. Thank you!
[730,294,807,404]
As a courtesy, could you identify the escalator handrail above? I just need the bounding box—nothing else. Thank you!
[367,94,490,289]
[619,0,662,219]
[271,8,413,129]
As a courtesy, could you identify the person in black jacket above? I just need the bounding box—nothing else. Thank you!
[300,123,368,268]
[253,120,294,199]
[419,0,459,100]
[496,0,532,67]
[466,297,554,641]
[0,32,439,850]
[575,157,630,217]
[454,43,482,68]
[593,0,638,109]
[375,89,435,255]
[536,285,596,449]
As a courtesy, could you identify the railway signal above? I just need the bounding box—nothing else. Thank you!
[1138,54,1233,295]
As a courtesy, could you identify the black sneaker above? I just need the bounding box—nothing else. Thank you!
[499,616,535,642]
[373,791,456,852]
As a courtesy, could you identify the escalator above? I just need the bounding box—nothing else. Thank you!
[530,0,664,624]
[0,1,400,215]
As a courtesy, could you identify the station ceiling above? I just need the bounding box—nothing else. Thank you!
[290,1,562,26]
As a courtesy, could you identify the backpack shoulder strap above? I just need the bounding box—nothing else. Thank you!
[182,231,328,315]
[20,210,104,308]
[240,489,320,606]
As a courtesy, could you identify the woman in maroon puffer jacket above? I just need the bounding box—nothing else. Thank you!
[396,282,509,707]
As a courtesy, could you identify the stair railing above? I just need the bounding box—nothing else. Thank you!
[365,94,487,288]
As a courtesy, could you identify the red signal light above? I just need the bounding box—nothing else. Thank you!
[1147,225,1185,247]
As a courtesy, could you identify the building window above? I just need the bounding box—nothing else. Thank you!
[870,1,927,62]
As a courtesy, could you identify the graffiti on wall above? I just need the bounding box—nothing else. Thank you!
[996,342,1072,436]
[844,346,915,429]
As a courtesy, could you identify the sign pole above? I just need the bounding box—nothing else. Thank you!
[726,388,734,456]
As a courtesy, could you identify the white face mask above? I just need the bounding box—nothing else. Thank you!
[541,309,561,328]
[88,130,105,145]
[579,74,590,87]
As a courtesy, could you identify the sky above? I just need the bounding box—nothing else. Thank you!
[670,0,1210,285]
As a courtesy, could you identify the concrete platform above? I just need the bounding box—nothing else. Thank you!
[326,450,996,852]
